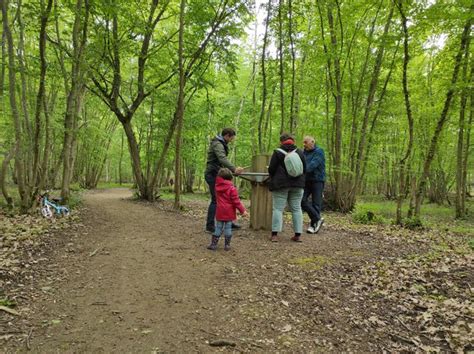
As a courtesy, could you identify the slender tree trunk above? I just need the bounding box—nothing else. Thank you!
[327,3,343,210]
[278,0,285,133]
[396,0,414,225]
[455,44,471,218]
[38,88,52,190]
[174,0,186,209]
[251,0,258,155]
[61,0,90,202]
[119,131,124,185]
[354,3,394,199]
[17,0,32,144]
[414,17,472,217]
[361,41,399,183]
[2,0,28,211]
[1,146,14,207]
[32,0,53,201]
[17,0,34,196]
[461,65,473,213]
[0,31,5,97]
[288,0,296,133]
[258,0,271,153]
[348,1,383,172]
[122,119,147,196]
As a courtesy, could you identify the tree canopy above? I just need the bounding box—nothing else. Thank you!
[0,0,472,222]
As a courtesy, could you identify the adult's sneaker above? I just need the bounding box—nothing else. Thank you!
[314,218,325,233]
[306,224,316,234]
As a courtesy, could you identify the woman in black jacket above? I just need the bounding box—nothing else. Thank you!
[268,133,306,242]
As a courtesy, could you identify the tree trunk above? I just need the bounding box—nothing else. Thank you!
[396,0,414,225]
[32,0,53,201]
[278,0,285,133]
[2,0,28,212]
[1,146,14,207]
[461,65,473,214]
[61,0,89,203]
[173,0,186,209]
[122,119,147,197]
[455,43,471,218]
[348,1,383,173]
[414,17,471,217]
[119,131,124,185]
[288,0,296,133]
[327,3,344,211]
[354,3,394,199]
[258,0,271,153]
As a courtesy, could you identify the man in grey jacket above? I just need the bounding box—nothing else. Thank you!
[205,128,243,233]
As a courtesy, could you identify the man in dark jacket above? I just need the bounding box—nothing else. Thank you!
[302,136,325,234]
[205,128,243,233]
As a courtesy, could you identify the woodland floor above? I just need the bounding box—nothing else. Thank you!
[1,188,473,353]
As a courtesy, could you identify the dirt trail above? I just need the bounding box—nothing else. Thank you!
[25,188,249,352]
[5,188,467,352]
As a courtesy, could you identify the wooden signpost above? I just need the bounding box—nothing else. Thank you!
[239,154,272,231]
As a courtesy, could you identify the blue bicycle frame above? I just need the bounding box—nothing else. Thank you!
[39,193,70,218]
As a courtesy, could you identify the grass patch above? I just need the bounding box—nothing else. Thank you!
[351,204,389,225]
[355,197,474,235]
[0,298,16,308]
[95,182,135,189]
[158,191,210,202]
[289,255,331,270]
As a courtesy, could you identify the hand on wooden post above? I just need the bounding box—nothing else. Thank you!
[234,167,244,174]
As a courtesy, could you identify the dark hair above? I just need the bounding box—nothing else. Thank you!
[218,167,233,180]
[279,132,294,142]
[221,128,236,137]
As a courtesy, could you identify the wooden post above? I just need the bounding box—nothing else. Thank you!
[250,154,272,231]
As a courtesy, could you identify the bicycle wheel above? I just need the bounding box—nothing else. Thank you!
[41,206,53,218]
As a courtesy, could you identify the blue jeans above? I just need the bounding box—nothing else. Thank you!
[301,181,324,225]
[214,220,232,238]
[272,187,304,233]
[205,173,217,230]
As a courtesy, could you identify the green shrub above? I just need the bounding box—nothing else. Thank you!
[468,238,474,251]
[402,216,424,230]
[352,205,388,225]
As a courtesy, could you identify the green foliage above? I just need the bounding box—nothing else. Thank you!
[468,238,474,251]
[0,298,16,308]
[0,0,472,223]
[402,216,424,230]
[355,198,474,235]
[351,204,389,225]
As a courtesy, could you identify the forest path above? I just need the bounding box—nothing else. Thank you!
[27,188,243,352]
[7,188,462,352]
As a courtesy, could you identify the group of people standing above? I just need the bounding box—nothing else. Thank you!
[204,128,325,251]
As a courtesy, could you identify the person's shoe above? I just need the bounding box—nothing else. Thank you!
[205,227,215,234]
[291,235,302,242]
[231,223,241,230]
[306,224,316,234]
[207,236,219,250]
[270,235,279,242]
[224,237,232,251]
[314,218,325,233]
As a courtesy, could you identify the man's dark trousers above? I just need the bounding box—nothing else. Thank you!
[205,173,217,231]
[301,180,324,225]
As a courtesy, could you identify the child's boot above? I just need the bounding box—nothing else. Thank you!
[224,236,232,251]
[207,236,220,250]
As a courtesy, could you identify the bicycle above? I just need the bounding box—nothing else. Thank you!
[38,192,70,218]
